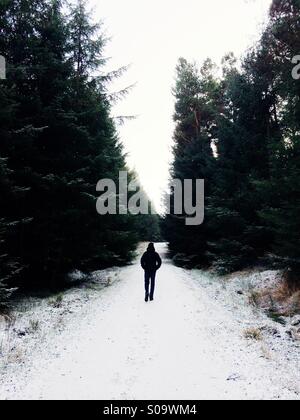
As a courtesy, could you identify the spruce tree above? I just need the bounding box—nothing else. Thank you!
[0,0,139,291]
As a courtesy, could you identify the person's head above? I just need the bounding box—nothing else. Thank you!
[147,243,155,253]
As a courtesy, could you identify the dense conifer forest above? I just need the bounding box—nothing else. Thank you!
[1,0,300,402]
[163,0,300,279]
[1,0,300,310]
[0,0,160,307]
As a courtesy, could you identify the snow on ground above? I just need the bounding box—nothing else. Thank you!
[0,243,299,400]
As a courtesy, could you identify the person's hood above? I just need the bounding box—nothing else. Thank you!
[147,243,155,252]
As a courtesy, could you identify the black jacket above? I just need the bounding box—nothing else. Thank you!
[141,251,162,272]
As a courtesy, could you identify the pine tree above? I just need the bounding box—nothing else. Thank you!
[164,1,300,276]
[163,58,219,267]
[257,0,300,277]
[205,46,279,273]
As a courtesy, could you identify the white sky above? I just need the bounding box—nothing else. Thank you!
[91,0,272,213]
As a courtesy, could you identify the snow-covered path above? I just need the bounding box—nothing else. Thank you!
[1,243,299,400]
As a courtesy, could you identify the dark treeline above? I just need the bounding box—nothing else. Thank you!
[163,0,300,279]
[0,0,159,308]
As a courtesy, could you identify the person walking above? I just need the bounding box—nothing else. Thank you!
[141,243,162,302]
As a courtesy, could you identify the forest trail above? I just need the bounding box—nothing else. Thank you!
[1,244,299,400]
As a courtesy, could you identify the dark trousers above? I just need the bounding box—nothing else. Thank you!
[145,270,156,299]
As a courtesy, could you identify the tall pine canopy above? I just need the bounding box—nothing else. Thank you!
[163,0,300,279]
